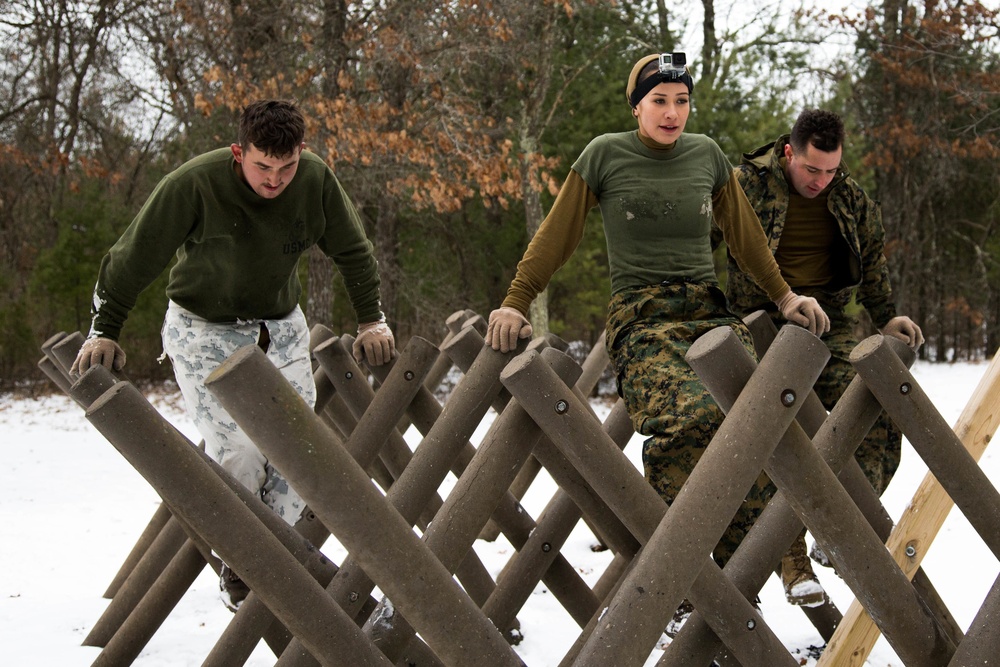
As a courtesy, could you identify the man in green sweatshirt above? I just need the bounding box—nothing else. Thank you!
[70,99,394,610]
[725,108,922,607]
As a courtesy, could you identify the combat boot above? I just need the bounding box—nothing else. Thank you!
[781,536,828,607]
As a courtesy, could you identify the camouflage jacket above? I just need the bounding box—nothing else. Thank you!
[725,135,898,328]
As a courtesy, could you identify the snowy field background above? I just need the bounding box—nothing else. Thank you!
[1,356,997,666]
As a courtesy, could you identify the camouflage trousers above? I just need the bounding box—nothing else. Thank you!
[161,301,316,526]
[764,307,901,496]
[606,282,773,566]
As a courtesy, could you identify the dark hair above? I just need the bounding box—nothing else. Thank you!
[789,109,844,153]
[238,100,306,157]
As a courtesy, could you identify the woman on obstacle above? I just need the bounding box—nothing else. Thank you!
[484,52,829,592]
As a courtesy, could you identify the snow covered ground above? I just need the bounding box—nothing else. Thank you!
[1,356,996,666]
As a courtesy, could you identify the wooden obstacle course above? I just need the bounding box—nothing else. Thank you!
[37,307,1000,666]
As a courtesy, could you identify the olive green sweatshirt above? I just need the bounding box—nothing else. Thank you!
[503,131,788,314]
[90,148,382,340]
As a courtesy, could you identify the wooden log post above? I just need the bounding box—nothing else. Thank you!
[43,334,177,608]
[82,513,190,649]
[274,334,495,667]
[365,346,592,662]
[946,571,1000,665]
[482,398,639,634]
[313,335,456,534]
[204,344,525,667]
[310,334,500,607]
[820,346,1000,667]
[85,379,391,666]
[100,503,173,602]
[362,328,601,643]
[851,336,1000,559]
[40,331,67,364]
[559,324,827,666]
[661,326,959,665]
[203,507,348,667]
[38,356,73,395]
[501,328,826,667]
[43,331,76,377]
[92,539,212,665]
[49,332,85,376]
[203,326,378,667]
[480,333,611,544]
[69,364,230,662]
[688,329,956,667]
[65,366,199,653]
[436,328,612,622]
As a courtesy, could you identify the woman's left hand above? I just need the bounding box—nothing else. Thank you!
[485,307,532,353]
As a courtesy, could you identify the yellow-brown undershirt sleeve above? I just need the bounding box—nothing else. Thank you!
[714,174,790,302]
[502,170,599,314]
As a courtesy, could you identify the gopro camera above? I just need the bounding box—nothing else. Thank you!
[658,52,687,76]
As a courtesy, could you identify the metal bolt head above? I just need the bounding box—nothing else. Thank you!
[746,619,756,630]
[900,382,911,395]
[542,542,552,552]
[905,544,917,558]
[345,371,353,380]
[555,399,569,414]
[404,370,415,381]
[349,591,359,602]
[781,389,796,407]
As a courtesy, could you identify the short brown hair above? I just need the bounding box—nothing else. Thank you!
[238,100,305,157]
[790,109,844,153]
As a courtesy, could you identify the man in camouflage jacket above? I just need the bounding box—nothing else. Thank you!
[728,149,896,331]
[724,109,923,607]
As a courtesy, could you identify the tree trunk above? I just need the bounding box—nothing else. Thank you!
[374,202,400,330]
[320,0,348,97]
[520,134,549,339]
[700,0,717,84]
[305,246,334,328]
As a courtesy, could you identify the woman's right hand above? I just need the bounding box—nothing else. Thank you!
[485,307,533,353]
[775,291,830,336]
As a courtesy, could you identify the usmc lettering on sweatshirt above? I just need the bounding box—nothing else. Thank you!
[282,219,310,255]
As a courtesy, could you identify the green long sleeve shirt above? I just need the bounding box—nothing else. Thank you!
[90,148,382,340]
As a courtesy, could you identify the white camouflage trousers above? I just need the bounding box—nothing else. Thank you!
[161,301,316,526]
